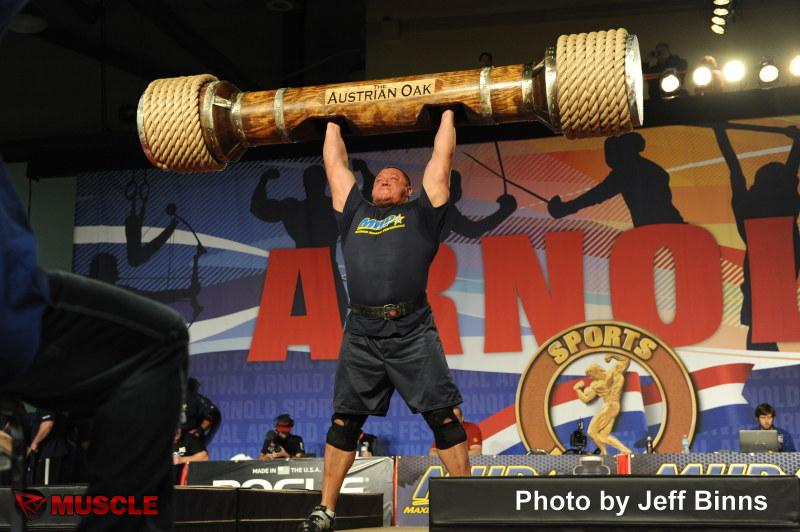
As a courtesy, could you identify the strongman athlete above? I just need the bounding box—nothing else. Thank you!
[299,110,469,531]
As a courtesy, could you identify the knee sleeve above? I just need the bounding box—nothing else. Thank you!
[325,413,367,452]
[423,407,467,450]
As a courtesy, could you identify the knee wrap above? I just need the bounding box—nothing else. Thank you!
[423,407,467,450]
[325,413,367,452]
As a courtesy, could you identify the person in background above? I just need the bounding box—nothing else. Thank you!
[753,403,796,452]
[260,414,305,459]
[430,406,482,457]
[355,431,378,457]
[642,43,687,98]
[182,378,222,444]
[173,426,208,484]
[478,51,493,68]
[173,426,209,465]
[26,409,80,485]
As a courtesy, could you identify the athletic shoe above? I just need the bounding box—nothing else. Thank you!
[298,505,335,531]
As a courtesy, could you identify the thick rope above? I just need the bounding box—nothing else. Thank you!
[556,28,632,139]
[140,74,224,173]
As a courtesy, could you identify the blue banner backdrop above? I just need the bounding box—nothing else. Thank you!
[73,120,800,459]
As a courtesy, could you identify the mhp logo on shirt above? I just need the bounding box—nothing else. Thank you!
[355,213,406,235]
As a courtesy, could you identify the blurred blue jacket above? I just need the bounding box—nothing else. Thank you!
[0,0,49,384]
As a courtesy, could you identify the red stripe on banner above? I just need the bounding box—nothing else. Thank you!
[720,246,745,267]
[481,363,754,441]
[642,383,663,406]
[690,363,753,390]
[477,404,516,439]
[550,378,587,406]
[550,373,642,407]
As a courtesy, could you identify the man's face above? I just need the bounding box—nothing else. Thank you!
[372,167,411,207]
[758,414,774,430]
[656,45,670,62]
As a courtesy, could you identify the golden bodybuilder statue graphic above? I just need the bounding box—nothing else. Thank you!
[573,354,632,455]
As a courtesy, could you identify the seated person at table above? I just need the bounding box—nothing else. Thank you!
[173,426,208,483]
[173,426,209,465]
[182,378,222,444]
[260,414,305,459]
[753,403,795,452]
[429,406,482,457]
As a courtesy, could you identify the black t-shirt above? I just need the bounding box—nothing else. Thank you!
[336,184,449,336]
[261,432,305,456]
[174,432,206,457]
[173,431,206,484]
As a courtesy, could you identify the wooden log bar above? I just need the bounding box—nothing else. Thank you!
[237,64,543,143]
[138,28,643,173]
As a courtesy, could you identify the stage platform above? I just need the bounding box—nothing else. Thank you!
[340,528,426,531]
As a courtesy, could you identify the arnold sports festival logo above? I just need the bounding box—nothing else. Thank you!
[516,321,697,455]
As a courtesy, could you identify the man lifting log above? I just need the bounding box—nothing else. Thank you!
[299,110,466,532]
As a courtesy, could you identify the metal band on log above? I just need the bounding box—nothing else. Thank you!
[138,28,643,173]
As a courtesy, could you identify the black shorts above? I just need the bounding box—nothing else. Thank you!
[332,310,462,416]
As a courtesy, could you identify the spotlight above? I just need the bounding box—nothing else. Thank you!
[693,66,713,88]
[659,68,681,96]
[713,0,730,5]
[711,16,726,25]
[713,7,729,15]
[710,23,725,35]
[758,58,779,86]
[790,55,800,78]
[722,60,745,82]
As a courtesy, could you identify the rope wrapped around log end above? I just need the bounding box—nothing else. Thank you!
[138,74,225,173]
[556,28,634,139]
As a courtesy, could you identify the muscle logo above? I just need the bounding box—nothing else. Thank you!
[14,489,47,521]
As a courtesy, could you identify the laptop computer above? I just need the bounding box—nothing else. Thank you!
[739,429,780,453]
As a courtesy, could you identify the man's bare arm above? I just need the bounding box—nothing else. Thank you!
[323,122,357,212]
[29,419,54,454]
[422,110,456,207]
[184,450,209,462]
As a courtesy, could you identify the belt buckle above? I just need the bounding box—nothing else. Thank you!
[382,304,400,320]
